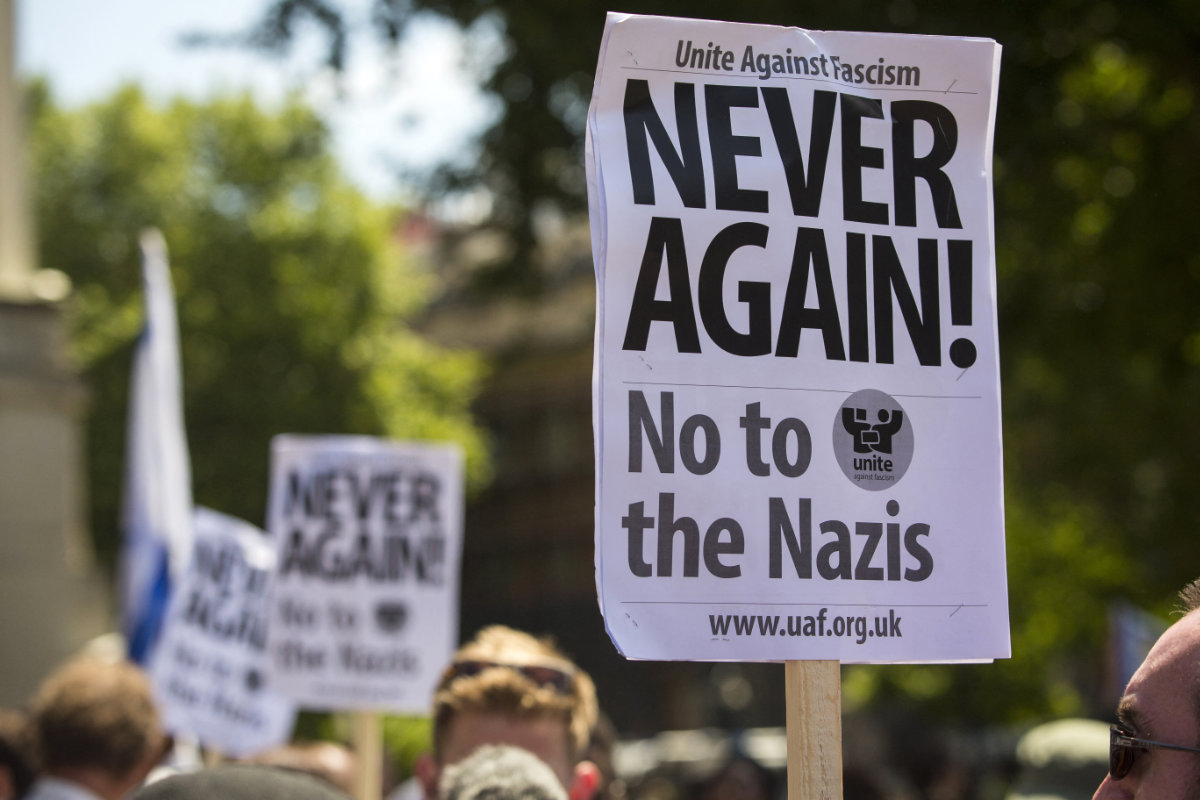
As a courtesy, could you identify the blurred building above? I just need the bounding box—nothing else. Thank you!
[0,0,109,706]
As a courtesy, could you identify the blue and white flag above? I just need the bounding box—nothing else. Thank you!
[120,229,194,664]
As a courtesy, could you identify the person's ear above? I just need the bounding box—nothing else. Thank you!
[568,760,601,800]
[414,751,441,800]
[126,734,174,793]
[0,765,17,800]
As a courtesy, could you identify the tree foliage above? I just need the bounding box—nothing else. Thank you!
[28,82,487,572]
[235,0,1200,722]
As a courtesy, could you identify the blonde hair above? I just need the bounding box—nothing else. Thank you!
[30,658,164,776]
[433,627,598,762]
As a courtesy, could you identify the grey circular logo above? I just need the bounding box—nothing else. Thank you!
[375,602,409,634]
[833,389,914,490]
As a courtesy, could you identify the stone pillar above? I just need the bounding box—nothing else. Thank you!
[0,0,110,706]
[0,0,32,299]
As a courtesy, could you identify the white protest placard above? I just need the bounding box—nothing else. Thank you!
[265,435,464,711]
[587,13,1008,663]
[149,507,297,756]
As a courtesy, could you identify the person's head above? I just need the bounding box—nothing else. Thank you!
[415,626,600,800]
[133,764,350,800]
[241,741,357,795]
[29,658,167,799]
[1093,578,1200,800]
[695,755,775,800]
[0,708,36,800]
[439,745,567,800]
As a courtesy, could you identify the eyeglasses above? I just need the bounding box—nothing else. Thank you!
[440,659,575,695]
[1109,725,1200,779]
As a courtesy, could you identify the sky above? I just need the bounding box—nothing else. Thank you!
[16,0,496,202]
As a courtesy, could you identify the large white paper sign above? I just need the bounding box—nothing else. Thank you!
[265,435,464,710]
[150,507,296,756]
[587,13,1008,663]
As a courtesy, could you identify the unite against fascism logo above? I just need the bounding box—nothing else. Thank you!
[833,389,914,490]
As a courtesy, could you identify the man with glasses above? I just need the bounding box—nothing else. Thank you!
[413,626,601,800]
[1094,578,1200,799]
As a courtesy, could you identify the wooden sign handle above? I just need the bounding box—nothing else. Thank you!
[352,710,383,800]
[785,660,842,800]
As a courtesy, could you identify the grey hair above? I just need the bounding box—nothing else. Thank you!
[1179,577,1200,615]
[439,745,568,800]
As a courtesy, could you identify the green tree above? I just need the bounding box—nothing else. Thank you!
[28,82,487,571]
[231,0,1200,723]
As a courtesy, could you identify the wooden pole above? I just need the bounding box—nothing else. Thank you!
[785,660,842,800]
[352,711,383,800]
[203,746,224,767]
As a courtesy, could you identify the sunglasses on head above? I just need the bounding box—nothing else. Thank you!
[1109,725,1200,780]
[441,659,575,695]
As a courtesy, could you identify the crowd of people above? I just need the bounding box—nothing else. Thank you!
[2,577,1200,800]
